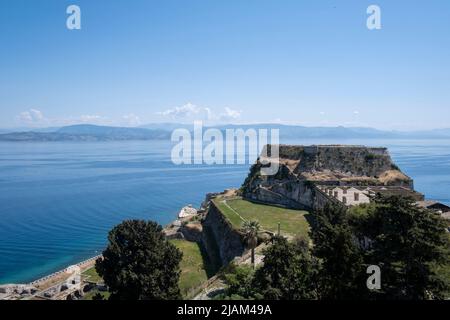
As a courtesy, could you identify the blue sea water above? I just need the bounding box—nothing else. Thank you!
[0,139,449,284]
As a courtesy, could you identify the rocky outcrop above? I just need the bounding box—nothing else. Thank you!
[201,202,245,266]
[180,222,203,242]
[242,144,414,210]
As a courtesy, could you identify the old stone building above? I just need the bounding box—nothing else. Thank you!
[242,145,425,210]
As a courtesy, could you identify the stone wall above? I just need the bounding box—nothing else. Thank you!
[276,145,395,177]
[241,144,415,210]
[201,202,246,266]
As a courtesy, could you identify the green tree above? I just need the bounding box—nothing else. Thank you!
[220,263,257,300]
[360,195,450,299]
[312,204,367,299]
[242,220,260,269]
[253,236,319,300]
[95,220,182,300]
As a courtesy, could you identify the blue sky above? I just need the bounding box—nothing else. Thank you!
[1,0,449,130]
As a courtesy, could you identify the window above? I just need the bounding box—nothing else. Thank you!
[354,193,359,201]
[343,189,347,194]
[342,196,347,204]
[334,191,338,198]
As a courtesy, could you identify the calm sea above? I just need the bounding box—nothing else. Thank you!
[0,139,449,284]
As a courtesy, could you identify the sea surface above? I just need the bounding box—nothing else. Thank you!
[0,139,449,284]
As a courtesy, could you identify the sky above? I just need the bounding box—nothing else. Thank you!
[0,0,449,130]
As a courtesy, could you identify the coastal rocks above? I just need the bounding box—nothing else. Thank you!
[163,227,184,240]
[164,205,203,241]
[178,205,198,218]
[180,222,203,242]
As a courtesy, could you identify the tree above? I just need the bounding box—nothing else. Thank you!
[242,220,261,269]
[360,195,450,299]
[312,204,367,299]
[95,220,182,300]
[253,236,319,300]
[220,263,257,300]
[92,292,104,300]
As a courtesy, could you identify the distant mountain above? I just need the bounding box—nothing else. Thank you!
[1,123,450,141]
[0,127,61,134]
[214,124,399,139]
[0,125,170,141]
[57,124,169,138]
[139,122,195,131]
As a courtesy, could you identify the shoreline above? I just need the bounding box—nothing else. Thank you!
[0,255,102,300]
[29,255,102,290]
[2,208,188,289]
[2,202,194,292]
[1,255,102,291]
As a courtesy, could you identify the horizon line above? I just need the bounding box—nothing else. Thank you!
[1,122,450,133]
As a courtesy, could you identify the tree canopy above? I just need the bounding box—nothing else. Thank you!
[312,204,367,299]
[354,195,450,299]
[254,236,319,300]
[95,220,182,300]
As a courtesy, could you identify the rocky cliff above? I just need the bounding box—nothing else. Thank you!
[242,144,414,210]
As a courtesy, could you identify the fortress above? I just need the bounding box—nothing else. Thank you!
[241,145,424,210]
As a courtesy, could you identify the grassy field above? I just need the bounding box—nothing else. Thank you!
[82,267,103,283]
[81,267,109,300]
[213,198,312,239]
[171,239,212,298]
[213,198,244,227]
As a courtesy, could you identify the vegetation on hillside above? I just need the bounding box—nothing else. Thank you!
[95,220,182,300]
[219,195,450,300]
[170,239,214,298]
[350,195,450,299]
[95,194,449,300]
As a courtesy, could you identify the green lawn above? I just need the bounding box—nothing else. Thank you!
[213,198,312,239]
[171,239,212,298]
[213,199,244,227]
[82,267,103,283]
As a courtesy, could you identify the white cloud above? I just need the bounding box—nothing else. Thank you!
[219,107,242,122]
[157,103,242,123]
[157,102,207,120]
[353,110,360,115]
[17,109,48,125]
[122,113,141,126]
